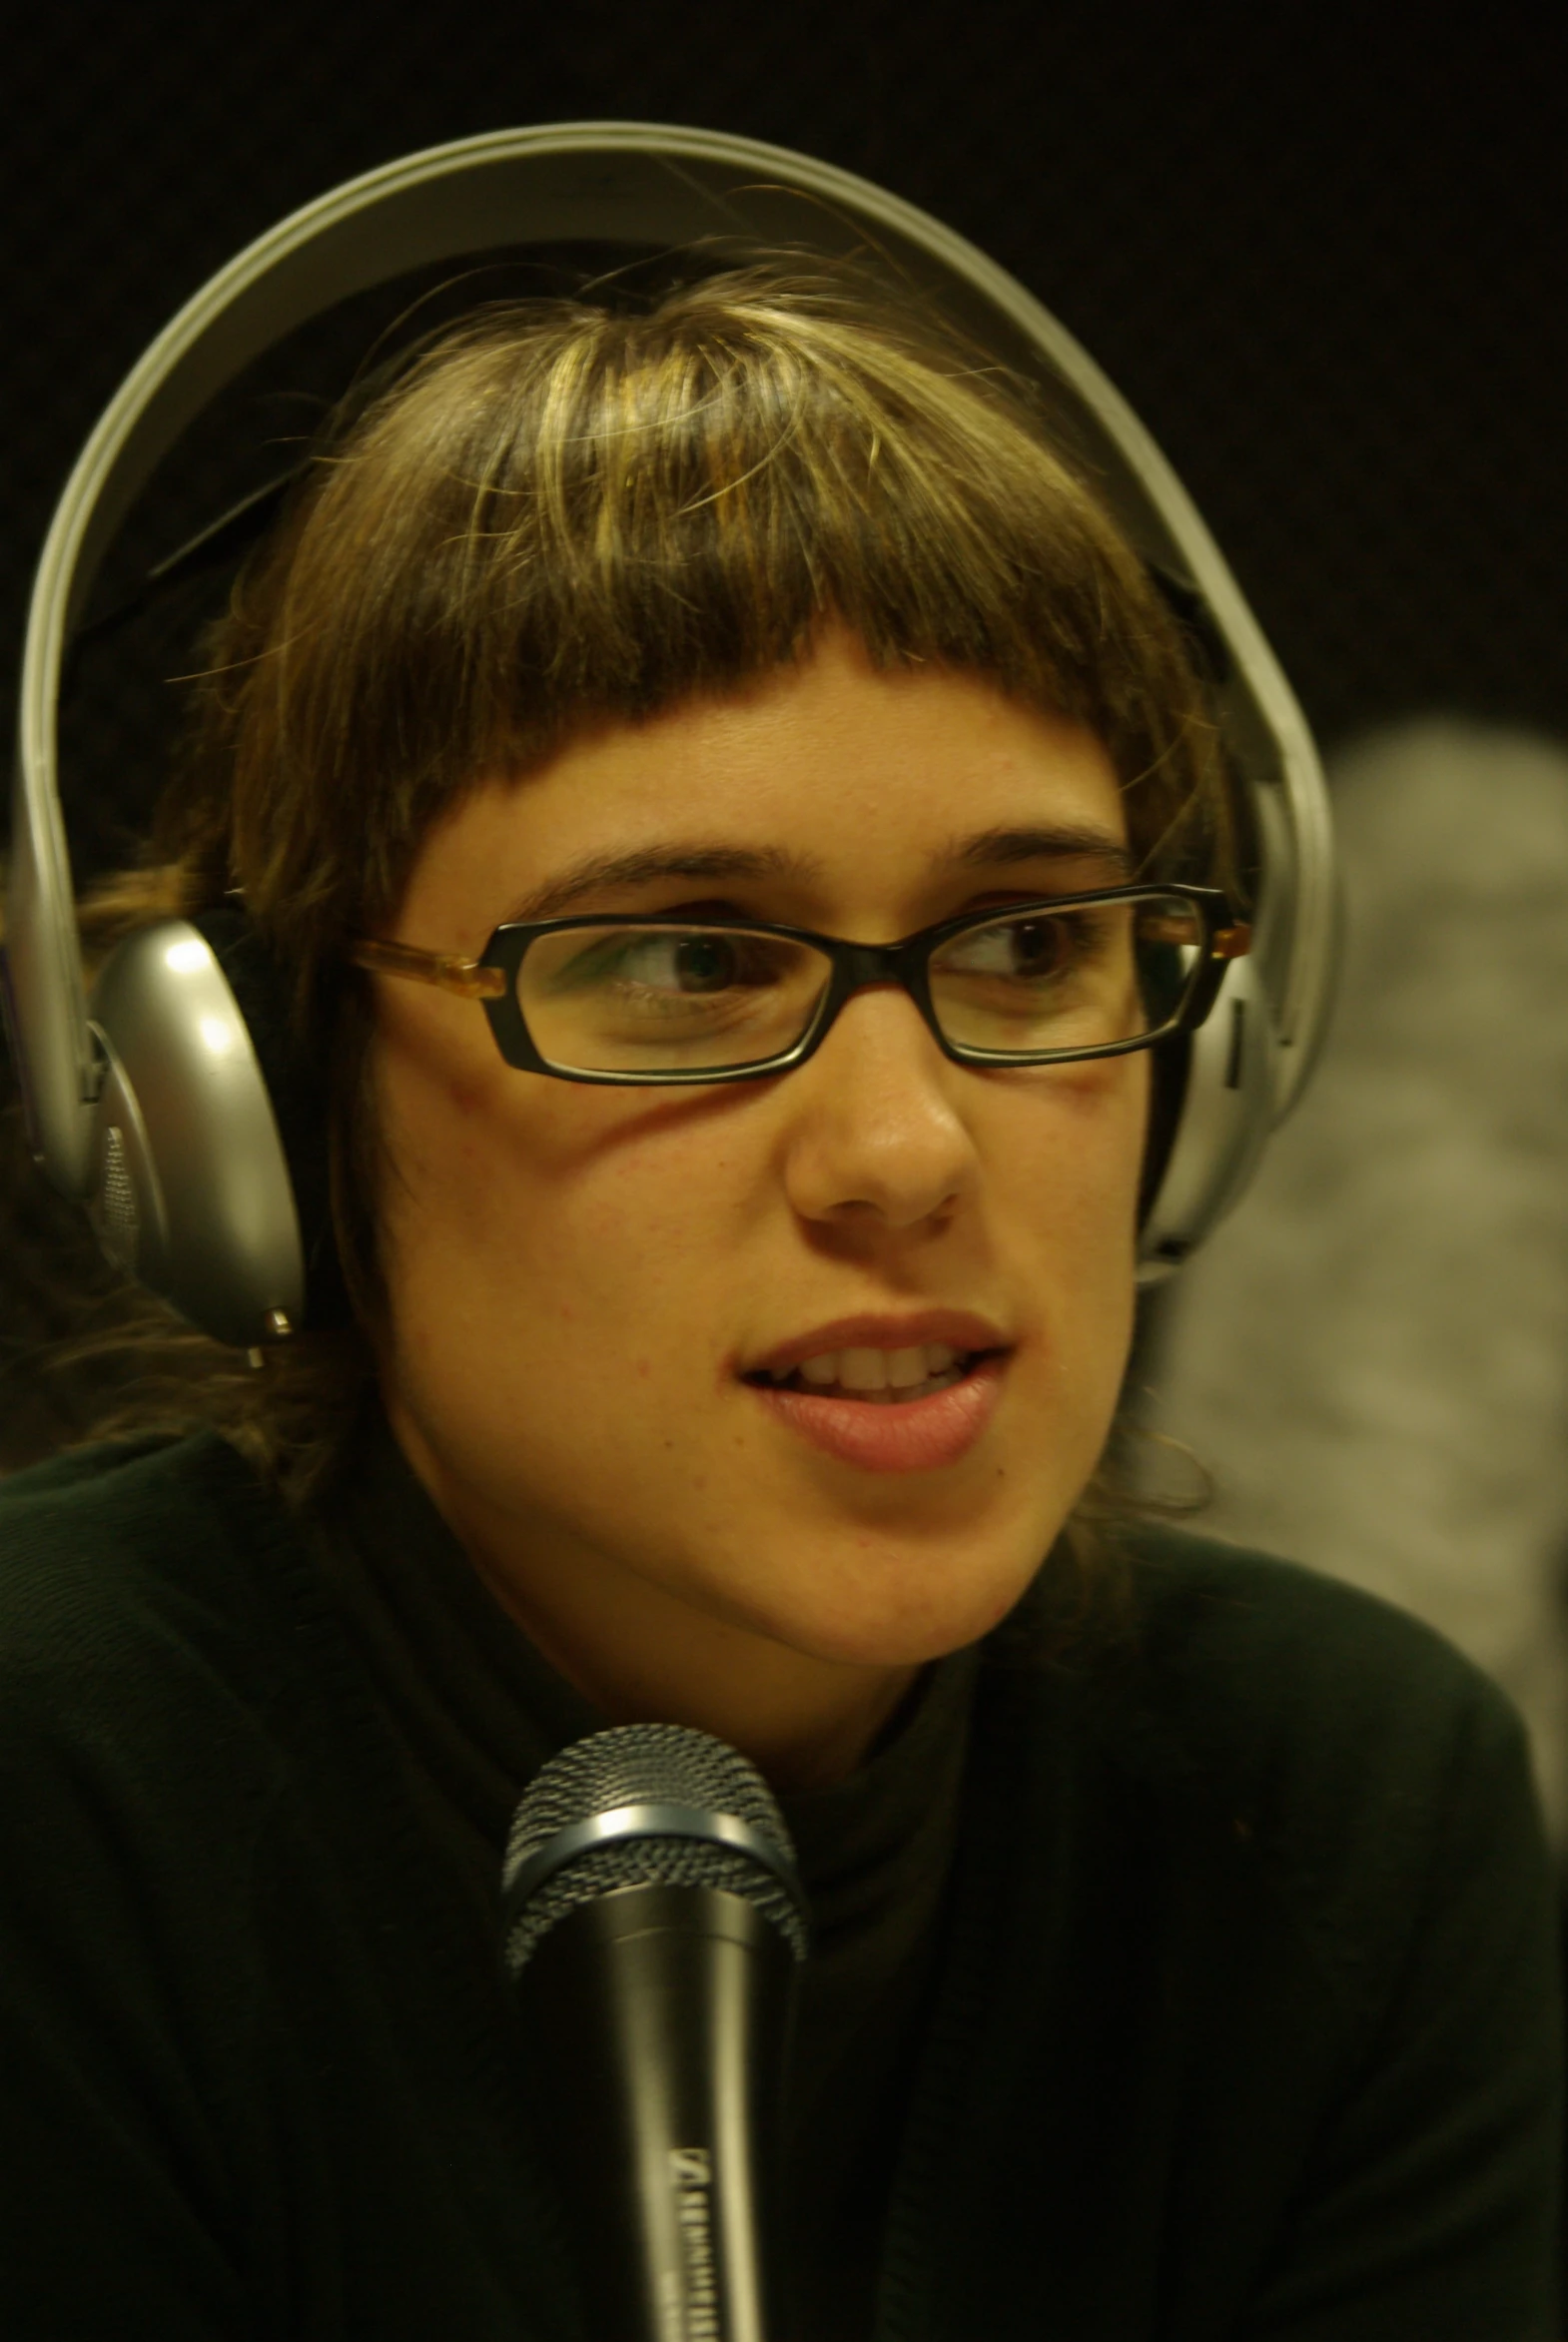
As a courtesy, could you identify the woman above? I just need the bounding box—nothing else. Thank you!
[0,260,1558,2338]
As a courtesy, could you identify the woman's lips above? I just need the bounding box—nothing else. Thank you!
[747,1351,1007,1472]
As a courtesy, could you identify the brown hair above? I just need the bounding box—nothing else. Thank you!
[50,261,1232,1520]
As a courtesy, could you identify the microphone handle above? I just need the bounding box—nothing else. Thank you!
[519,1882,796,2342]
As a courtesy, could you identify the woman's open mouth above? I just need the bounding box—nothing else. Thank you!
[742,1342,1009,1471]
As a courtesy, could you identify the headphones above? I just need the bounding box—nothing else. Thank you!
[3,123,1337,1351]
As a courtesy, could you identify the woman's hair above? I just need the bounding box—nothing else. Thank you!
[44,259,1234,1555]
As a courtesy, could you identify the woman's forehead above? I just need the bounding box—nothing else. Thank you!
[403,639,1129,936]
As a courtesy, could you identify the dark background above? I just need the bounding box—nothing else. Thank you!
[1,0,1565,1449]
[5,2,1565,796]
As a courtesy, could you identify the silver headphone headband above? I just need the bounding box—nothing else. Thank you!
[8,122,1333,1257]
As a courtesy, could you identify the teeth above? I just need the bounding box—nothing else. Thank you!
[776,1341,973,1394]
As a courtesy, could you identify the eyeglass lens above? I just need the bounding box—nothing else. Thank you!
[513,894,1204,1075]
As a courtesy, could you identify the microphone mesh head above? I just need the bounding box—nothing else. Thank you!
[502,1723,807,1975]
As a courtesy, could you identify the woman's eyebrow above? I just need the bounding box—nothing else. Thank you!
[504,824,1134,925]
[954,823,1135,878]
[504,844,825,923]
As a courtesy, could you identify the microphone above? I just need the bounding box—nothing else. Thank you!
[501,1724,809,2342]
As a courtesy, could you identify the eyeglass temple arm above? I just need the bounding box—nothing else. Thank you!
[346,937,507,1000]
[1171,915,1252,1033]
[1138,914,1251,959]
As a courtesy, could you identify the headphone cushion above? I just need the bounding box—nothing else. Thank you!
[188,907,351,1331]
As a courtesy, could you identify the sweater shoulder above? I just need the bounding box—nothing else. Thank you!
[1117,1522,1514,1759]
[1082,1526,1546,1962]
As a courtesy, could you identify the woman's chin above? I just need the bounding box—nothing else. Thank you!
[713,1547,1050,1673]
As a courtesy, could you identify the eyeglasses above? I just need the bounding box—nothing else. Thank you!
[346,885,1250,1087]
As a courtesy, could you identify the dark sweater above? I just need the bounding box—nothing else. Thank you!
[0,1430,1559,2338]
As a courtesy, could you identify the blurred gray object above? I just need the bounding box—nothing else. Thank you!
[1143,719,1568,1845]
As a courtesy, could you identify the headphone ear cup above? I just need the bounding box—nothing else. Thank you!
[1137,953,1275,1281]
[83,909,344,1347]
[185,906,351,1335]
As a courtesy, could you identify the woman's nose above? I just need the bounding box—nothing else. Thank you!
[778,984,979,1233]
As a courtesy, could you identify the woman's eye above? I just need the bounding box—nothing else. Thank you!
[541,927,790,998]
[521,924,823,1070]
[944,913,1085,979]
[1002,916,1074,977]
[663,934,744,991]
[617,932,777,992]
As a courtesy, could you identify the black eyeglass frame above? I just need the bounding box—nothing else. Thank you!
[348,884,1251,1087]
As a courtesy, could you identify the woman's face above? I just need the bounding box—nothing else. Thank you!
[372,631,1147,1726]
